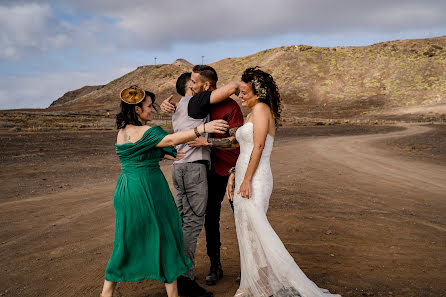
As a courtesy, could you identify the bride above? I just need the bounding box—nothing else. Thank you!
[226,67,341,297]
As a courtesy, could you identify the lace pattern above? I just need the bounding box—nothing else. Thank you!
[233,122,340,297]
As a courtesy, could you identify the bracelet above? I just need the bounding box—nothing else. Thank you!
[228,167,236,175]
[194,127,201,138]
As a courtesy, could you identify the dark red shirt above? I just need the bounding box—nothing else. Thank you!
[210,99,244,176]
[188,91,244,176]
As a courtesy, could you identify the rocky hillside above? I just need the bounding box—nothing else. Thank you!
[49,36,446,121]
[49,58,194,113]
[50,85,104,107]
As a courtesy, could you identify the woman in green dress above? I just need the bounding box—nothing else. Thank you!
[101,84,237,297]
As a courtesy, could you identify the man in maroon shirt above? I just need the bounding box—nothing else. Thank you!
[162,65,243,287]
[187,65,243,286]
[189,97,243,287]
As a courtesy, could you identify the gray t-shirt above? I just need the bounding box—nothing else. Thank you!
[172,96,211,164]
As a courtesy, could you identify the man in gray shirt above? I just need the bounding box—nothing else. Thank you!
[169,72,213,297]
[163,71,239,296]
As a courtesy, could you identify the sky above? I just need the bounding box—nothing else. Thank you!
[1,0,445,110]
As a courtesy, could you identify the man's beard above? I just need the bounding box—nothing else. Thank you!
[191,86,205,96]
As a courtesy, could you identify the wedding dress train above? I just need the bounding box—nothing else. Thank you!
[233,122,340,297]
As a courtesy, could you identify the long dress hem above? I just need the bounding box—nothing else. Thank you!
[104,265,189,284]
[105,126,192,284]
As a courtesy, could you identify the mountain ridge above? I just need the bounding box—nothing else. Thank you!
[48,36,446,121]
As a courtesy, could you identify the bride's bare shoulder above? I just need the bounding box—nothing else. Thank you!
[253,102,272,114]
[252,103,273,120]
[251,103,275,136]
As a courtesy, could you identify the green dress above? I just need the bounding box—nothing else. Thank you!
[105,126,192,283]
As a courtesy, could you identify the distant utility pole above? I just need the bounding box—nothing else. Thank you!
[201,56,204,65]
[154,57,157,65]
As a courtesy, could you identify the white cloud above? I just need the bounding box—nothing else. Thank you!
[0,3,73,60]
[362,3,445,29]
[2,0,445,57]
[61,0,446,47]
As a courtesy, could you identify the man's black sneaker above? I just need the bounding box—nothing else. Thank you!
[178,275,213,297]
[205,263,223,285]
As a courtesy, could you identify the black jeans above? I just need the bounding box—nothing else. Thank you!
[204,169,234,264]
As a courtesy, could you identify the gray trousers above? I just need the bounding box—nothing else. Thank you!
[172,162,208,279]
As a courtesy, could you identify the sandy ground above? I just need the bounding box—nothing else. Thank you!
[0,124,445,297]
[379,103,446,117]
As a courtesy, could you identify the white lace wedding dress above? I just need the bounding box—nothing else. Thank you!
[233,122,340,297]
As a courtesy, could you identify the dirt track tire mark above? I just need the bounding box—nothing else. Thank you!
[308,124,446,195]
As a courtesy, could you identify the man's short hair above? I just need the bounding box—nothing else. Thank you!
[176,72,191,96]
[192,65,218,87]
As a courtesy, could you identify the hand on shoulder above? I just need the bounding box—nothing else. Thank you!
[160,95,176,113]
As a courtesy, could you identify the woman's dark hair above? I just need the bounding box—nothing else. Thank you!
[241,67,281,127]
[176,72,191,96]
[192,65,218,87]
[116,90,156,129]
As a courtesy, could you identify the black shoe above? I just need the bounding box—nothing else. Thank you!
[178,275,213,297]
[205,262,223,285]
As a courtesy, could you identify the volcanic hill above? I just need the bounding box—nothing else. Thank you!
[49,36,446,123]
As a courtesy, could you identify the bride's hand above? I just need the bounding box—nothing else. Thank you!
[226,173,235,201]
[238,179,251,199]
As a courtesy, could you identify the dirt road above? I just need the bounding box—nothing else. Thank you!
[0,124,445,297]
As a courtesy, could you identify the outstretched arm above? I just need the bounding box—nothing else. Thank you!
[188,82,240,119]
[156,120,228,147]
[209,82,240,104]
[188,127,240,150]
[207,136,239,150]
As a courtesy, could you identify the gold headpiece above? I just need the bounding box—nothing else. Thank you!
[120,85,145,104]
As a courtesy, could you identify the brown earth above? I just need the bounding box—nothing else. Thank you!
[50,86,104,108]
[0,124,445,297]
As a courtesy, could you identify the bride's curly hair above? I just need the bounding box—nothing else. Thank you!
[241,67,281,127]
